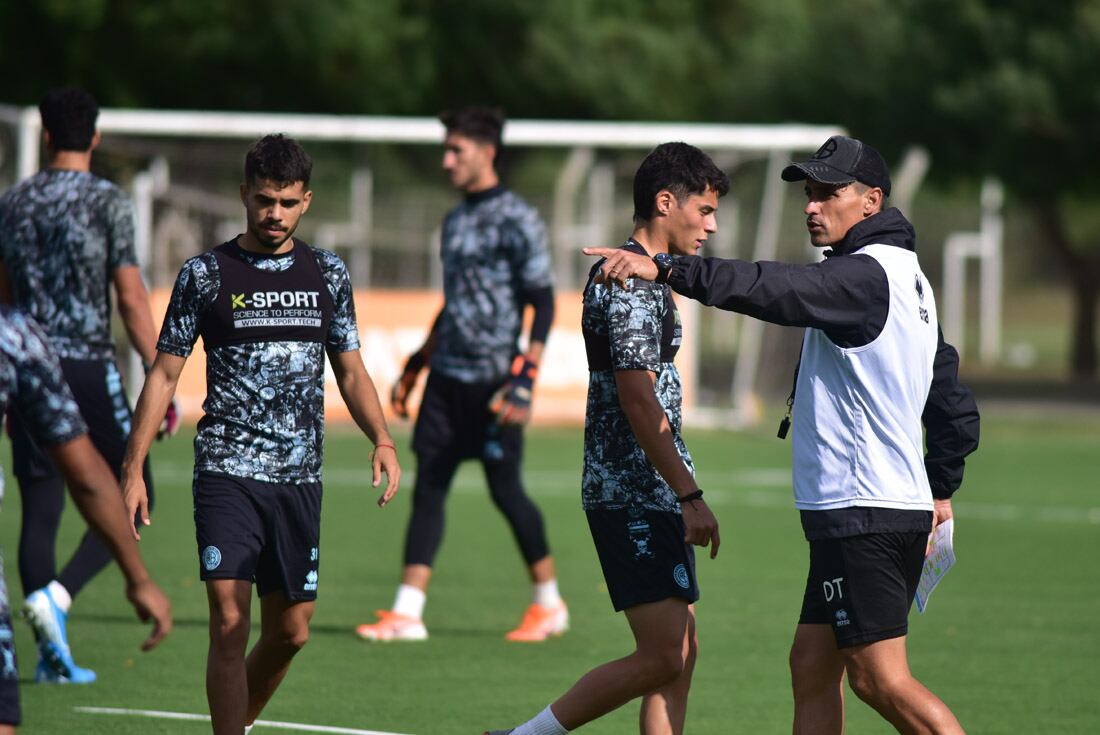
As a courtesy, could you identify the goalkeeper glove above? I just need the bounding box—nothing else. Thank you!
[490,355,538,425]
[157,396,180,440]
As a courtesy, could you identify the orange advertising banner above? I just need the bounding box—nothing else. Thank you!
[150,288,697,427]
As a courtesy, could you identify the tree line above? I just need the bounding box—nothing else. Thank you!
[3,0,1097,377]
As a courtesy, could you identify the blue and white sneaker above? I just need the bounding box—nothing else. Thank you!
[23,587,95,684]
[34,657,96,684]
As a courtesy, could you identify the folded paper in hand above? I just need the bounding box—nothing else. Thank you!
[916,519,955,614]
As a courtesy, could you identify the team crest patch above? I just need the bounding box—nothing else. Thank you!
[203,546,222,571]
[835,608,850,627]
[673,563,691,589]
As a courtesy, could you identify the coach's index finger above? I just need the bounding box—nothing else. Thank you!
[709,526,721,559]
[582,247,619,259]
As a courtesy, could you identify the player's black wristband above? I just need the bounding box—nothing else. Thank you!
[677,489,704,504]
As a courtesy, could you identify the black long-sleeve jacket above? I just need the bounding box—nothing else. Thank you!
[665,208,980,537]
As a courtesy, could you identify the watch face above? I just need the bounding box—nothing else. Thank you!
[653,253,673,283]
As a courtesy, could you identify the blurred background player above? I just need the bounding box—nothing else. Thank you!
[486,143,724,735]
[587,136,980,735]
[0,86,177,683]
[120,134,400,735]
[357,107,566,643]
[0,305,172,730]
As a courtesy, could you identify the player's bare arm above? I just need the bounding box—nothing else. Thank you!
[330,348,401,506]
[49,435,173,650]
[614,369,720,558]
[115,265,181,440]
[121,351,187,538]
[392,309,443,417]
[113,265,159,364]
[583,247,658,286]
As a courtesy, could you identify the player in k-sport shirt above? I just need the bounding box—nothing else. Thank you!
[120,134,400,735]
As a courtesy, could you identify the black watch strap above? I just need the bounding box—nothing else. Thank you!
[653,253,675,284]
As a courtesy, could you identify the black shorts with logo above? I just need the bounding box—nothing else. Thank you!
[587,507,699,612]
[799,531,927,648]
[193,472,322,601]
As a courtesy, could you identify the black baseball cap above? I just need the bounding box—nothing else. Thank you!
[781,135,891,196]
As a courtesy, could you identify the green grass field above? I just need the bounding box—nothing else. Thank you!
[2,407,1098,734]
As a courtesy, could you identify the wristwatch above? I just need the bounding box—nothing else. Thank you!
[653,252,676,284]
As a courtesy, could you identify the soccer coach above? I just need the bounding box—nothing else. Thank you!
[586,136,980,734]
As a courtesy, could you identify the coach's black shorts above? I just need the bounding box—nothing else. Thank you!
[413,371,522,461]
[587,507,699,612]
[799,531,927,648]
[193,472,322,601]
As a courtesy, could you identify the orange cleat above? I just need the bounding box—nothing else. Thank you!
[356,610,428,641]
[505,601,569,642]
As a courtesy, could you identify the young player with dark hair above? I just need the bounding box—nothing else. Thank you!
[587,136,980,735]
[121,134,400,735]
[0,305,171,731]
[0,86,176,683]
[358,107,567,643]
[485,142,726,735]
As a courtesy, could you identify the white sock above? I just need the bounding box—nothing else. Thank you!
[47,580,72,613]
[513,705,568,735]
[533,579,561,608]
[392,584,426,619]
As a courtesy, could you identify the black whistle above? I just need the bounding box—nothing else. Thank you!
[777,416,791,440]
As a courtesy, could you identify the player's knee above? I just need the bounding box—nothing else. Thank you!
[845,663,905,706]
[209,611,250,652]
[638,645,688,688]
[284,621,311,652]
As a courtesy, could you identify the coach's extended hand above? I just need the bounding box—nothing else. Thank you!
[583,247,659,287]
[682,498,721,559]
[391,350,427,418]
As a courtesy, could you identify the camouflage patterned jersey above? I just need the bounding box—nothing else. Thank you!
[581,240,693,513]
[0,170,138,360]
[157,239,359,484]
[0,306,87,688]
[432,186,553,383]
[0,307,88,499]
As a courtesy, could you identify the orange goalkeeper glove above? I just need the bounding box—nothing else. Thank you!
[490,355,538,425]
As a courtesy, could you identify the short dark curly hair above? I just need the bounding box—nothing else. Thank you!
[39,87,99,152]
[439,106,505,149]
[633,142,730,221]
[244,134,313,188]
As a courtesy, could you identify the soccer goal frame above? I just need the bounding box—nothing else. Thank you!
[0,104,841,427]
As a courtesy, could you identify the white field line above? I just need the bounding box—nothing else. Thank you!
[154,462,1100,525]
[74,706,415,735]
